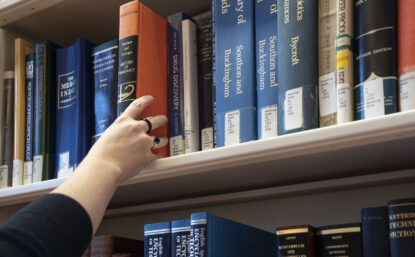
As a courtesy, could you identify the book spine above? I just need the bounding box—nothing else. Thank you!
[196,17,214,151]
[117,1,138,117]
[0,72,14,188]
[361,207,390,257]
[255,0,278,139]
[354,0,398,120]
[277,0,318,135]
[214,0,257,147]
[168,13,185,156]
[182,19,200,154]
[211,1,217,148]
[189,213,207,257]
[172,220,191,257]
[276,226,315,257]
[23,53,34,185]
[318,0,337,127]
[144,222,171,257]
[388,198,415,257]
[398,0,415,112]
[92,40,118,145]
[316,224,362,257]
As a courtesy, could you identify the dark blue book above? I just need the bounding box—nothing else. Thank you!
[172,219,190,257]
[144,221,171,257]
[92,39,118,145]
[354,0,398,120]
[361,207,390,257]
[316,223,362,257]
[256,0,278,139]
[388,198,415,257]
[277,0,318,135]
[55,38,94,178]
[276,225,315,257]
[213,0,257,147]
[24,53,35,184]
[189,212,277,257]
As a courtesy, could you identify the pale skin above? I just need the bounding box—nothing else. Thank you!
[53,95,168,235]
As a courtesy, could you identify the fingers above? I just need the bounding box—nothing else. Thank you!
[121,95,154,120]
[138,115,168,133]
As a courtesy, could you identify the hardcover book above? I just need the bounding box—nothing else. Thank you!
[388,198,415,257]
[316,223,362,257]
[92,39,118,145]
[354,0,398,120]
[172,219,190,257]
[277,0,319,135]
[189,212,277,257]
[361,207,390,257]
[276,225,316,257]
[255,0,278,139]
[211,2,217,148]
[23,53,34,185]
[118,0,169,157]
[213,0,257,147]
[55,38,94,178]
[144,221,171,257]
[33,41,58,182]
[90,235,144,257]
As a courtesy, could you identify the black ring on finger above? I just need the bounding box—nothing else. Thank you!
[141,118,152,133]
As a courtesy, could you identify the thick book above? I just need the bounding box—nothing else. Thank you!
[398,0,415,112]
[33,41,58,183]
[316,223,362,257]
[354,0,398,120]
[213,0,257,147]
[144,221,171,257]
[276,225,316,257]
[23,53,35,185]
[196,15,214,151]
[255,0,278,139]
[361,207,390,257]
[388,198,415,257]
[277,0,319,135]
[118,1,169,157]
[0,72,14,188]
[172,219,190,257]
[55,38,94,178]
[13,38,34,186]
[318,0,337,127]
[90,235,144,257]
[92,39,118,145]
[189,212,277,257]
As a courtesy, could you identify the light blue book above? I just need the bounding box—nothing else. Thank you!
[172,219,190,257]
[145,221,171,257]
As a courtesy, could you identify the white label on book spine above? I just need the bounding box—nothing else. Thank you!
[170,135,184,156]
[33,155,43,183]
[184,129,197,154]
[284,87,303,131]
[337,83,352,124]
[225,110,240,146]
[400,72,415,112]
[201,127,214,151]
[23,161,33,185]
[319,72,337,116]
[261,105,278,139]
[58,152,73,179]
[0,165,8,188]
[12,159,23,186]
[363,78,385,119]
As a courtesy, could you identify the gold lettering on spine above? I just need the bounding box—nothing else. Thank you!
[389,210,415,239]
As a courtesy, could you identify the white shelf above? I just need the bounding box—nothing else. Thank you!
[1,110,415,209]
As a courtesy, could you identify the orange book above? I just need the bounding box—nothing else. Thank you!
[118,1,169,157]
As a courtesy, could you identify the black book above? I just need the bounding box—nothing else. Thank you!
[361,207,390,257]
[316,223,362,257]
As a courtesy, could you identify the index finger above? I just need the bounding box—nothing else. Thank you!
[121,95,154,120]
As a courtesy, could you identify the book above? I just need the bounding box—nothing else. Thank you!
[398,0,415,112]
[255,0,279,139]
[316,223,362,257]
[55,38,94,178]
[23,53,35,185]
[388,198,415,257]
[277,0,319,135]
[213,0,257,147]
[196,15,214,151]
[211,2,217,148]
[90,235,144,257]
[276,225,316,257]
[361,207,390,257]
[13,38,34,186]
[118,0,169,157]
[189,212,277,257]
[144,221,171,257]
[172,219,190,257]
[354,0,398,120]
[92,39,118,145]
[318,0,337,127]
[33,41,58,183]
[0,71,14,188]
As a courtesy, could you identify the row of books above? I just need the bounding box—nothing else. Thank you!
[82,234,143,257]
[144,197,415,257]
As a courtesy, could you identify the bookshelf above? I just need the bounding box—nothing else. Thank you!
[1,0,415,240]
